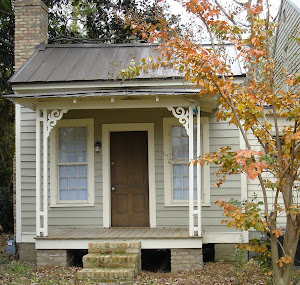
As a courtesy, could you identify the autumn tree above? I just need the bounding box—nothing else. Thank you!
[124,0,300,284]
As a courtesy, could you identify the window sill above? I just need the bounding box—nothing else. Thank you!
[50,203,94,208]
[164,202,211,207]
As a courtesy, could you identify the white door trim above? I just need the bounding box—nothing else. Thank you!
[102,123,156,228]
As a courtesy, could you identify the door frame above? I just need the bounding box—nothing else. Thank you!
[102,123,156,228]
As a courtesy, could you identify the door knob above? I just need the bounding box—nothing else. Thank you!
[111,187,115,191]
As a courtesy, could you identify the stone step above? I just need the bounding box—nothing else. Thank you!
[83,253,139,272]
[88,241,141,254]
[77,268,135,282]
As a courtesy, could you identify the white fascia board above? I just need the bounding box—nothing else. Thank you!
[12,79,188,92]
[12,77,245,93]
[203,231,249,243]
[35,238,203,250]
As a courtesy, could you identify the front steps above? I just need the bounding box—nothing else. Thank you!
[77,241,141,282]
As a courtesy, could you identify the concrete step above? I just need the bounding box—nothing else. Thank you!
[77,268,135,282]
[83,252,139,269]
[88,241,141,254]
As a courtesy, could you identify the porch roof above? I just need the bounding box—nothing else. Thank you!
[9,43,245,85]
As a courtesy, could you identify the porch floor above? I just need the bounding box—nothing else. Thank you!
[36,227,201,240]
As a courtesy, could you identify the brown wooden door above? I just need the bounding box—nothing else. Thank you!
[110,131,149,227]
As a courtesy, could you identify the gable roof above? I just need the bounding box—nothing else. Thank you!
[9,43,245,84]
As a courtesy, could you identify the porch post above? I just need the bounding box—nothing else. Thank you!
[36,108,68,237]
[168,105,202,237]
[42,108,48,237]
[36,108,42,236]
[188,106,194,236]
[196,105,202,236]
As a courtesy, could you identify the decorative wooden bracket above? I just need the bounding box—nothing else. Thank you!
[46,109,68,137]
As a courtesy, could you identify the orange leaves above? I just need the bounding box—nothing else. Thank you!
[272,228,283,238]
[276,255,292,267]
[285,77,295,86]
[234,150,268,180]
[215,198,267,232]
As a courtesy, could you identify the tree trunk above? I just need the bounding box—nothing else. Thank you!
[271,173,300,285]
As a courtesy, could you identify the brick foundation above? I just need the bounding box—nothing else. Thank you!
[214,244,237,262]
[171,249,203,272]
[19,243,37,264]
[37,249,71,267]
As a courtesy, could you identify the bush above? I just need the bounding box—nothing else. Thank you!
[0,186,13,232]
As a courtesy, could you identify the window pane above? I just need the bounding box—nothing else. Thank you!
[173,189,182,200]
[183,189,189,200]
[69,166,77,177]
[78,139,87,151]
[59,128,68,138]
[58,126,88,201]
[59,166,68,177]
[79,177,87,188]
[79,189,87,200]
[59,178,68,189]
[60,190,68,200]
[78,165,87,176]
[183,165,189,175]
[69,178,77,189]
[68,128,77,139]
[173,164,182,176]
[59,140,68,151]
[172,126,181,137]
[78,151,87,162]
[68,139,78,151]
[182,149,189,160]
[171,123,203,201]
[69,189,77,200]
[183,177,189,189]
[173,177,182,189]
[68,152,77,162]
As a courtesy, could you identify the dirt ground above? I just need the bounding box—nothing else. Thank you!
[0,233,299,285]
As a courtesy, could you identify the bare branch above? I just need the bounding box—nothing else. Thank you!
[0,37,13,48]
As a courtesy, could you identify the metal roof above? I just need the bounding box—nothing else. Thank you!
[9,43,244,84]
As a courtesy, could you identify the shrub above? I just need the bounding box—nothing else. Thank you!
[0,186,13,232]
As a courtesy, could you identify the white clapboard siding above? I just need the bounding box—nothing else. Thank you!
[19,107,243,237]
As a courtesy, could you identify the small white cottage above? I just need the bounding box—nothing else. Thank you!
[7,0,252,276]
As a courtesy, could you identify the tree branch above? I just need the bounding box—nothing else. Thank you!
[0,37,13,48]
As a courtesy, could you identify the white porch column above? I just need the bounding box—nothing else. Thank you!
[196,105,202,236]
[42,108,48,237]
[36,108,68,237]
[36,108,42,236]
[188,106,194,236]
[168,105,202,237]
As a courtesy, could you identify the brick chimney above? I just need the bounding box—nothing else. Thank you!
[14,0,48,71]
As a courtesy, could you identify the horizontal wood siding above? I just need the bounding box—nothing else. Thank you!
[20,107,242,236]
[274,0,300,92]
[20,107,36,233]
[202,115,241,232]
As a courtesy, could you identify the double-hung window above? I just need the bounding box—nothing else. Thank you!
[163,117,210,206]
[50,118,94,207]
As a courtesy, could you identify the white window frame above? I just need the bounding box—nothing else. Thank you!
[163,117,210,206]
[50,118,94,207]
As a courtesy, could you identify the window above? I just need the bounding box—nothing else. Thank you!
[163,117,210,206]
[50,119,94,207]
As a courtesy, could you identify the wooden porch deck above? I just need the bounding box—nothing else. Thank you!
[36,227,201,240]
